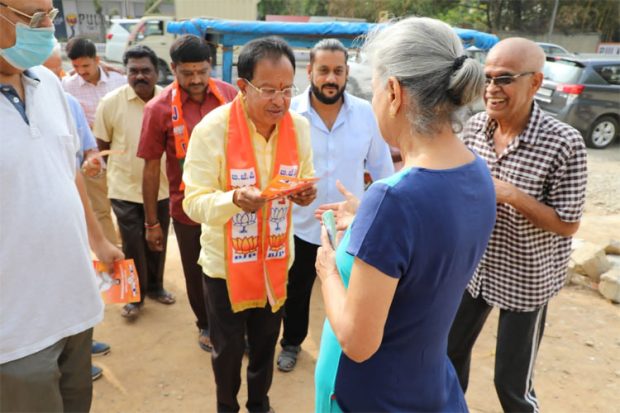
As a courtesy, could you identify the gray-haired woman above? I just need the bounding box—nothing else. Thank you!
[314,16,496,412]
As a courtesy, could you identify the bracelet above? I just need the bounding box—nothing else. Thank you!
[144,221,160,230]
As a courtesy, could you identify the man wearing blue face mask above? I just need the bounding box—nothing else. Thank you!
[0,1,124,410]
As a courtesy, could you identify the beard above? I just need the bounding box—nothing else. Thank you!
[311,80,346,105]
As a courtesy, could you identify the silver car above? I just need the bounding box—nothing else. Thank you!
[535,55,620,149]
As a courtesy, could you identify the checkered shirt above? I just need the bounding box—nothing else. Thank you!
[463,103,587,311]
[62,67,126,126]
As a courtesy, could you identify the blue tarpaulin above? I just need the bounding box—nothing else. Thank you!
[453,27,499,50]
[167,19,499,82]
[168,19,378,40]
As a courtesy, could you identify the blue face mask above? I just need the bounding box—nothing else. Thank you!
[0,20,56,70]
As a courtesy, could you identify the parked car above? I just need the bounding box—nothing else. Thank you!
[536,42,573,57]
[105,18,139,63]
[535,55,620,149]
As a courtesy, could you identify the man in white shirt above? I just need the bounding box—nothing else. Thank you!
[277,39,394,372]
[0,0,123,409]
[63,37,127,246]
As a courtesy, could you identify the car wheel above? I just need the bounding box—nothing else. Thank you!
[586,116,618,149]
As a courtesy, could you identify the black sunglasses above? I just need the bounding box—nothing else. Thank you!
[485,72,534,86]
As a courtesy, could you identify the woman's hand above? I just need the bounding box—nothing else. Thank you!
[314,180,360,231]
[315,226,340,284]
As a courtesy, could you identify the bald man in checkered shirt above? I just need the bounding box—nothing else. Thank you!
[448,38,587,413]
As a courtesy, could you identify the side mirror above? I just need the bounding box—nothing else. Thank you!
[136,33,145,41]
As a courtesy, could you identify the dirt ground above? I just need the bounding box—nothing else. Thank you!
[91,144,620,413]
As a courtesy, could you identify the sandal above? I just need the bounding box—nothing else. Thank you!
[147,290,176,305]
[121,303,141,320]
[277,345,301,372]
[198,329,213,352]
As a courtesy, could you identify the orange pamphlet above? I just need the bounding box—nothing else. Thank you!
[93,259,141,304]
[261,175,318,199]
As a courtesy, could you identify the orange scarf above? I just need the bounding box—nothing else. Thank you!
[225,96,299,313]
[171,78,227,189]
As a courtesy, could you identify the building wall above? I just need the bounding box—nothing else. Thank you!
[175,0,258,20]
[55,0,175,41]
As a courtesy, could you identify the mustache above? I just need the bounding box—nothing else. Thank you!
[322,83,340,90]
[134,80,149,85]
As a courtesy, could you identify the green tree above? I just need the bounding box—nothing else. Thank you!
[257,0,306,19]
[304,0,330,16]
[555,0,619,41]
[260,0,620,41]
[437,0,490,30]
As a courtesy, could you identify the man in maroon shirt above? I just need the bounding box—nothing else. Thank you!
[137,35,237,351]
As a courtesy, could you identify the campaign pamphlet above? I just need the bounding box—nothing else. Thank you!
[93,259,141,304]
[261,175,319,199]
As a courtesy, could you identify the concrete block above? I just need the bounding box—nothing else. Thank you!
[605,239,620,255]
[599,268,620,303]
[571,241,612,282]
[569,272,596,289]
[608,254,620,268]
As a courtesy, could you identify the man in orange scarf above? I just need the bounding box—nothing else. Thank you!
[137,35,237,350]
[183,37,316,413]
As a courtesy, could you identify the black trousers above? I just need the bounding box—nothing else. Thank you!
[173,220,209,330]
[111,199,170,304]
[281,236,319,347]
[203,275,282,413]
[448,292,548,413]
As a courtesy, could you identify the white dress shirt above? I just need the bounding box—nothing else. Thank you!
[290,88,394,245]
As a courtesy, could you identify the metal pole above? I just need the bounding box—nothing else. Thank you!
[547,0,559,41]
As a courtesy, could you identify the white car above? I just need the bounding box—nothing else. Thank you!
[536,42,573,57]
[105,19,140,63]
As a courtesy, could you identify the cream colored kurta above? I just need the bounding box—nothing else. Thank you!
[93,84,168,203]
[182,100,314,280]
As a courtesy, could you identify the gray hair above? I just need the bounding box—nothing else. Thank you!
[310,38,348,64]
[363,17,485,136]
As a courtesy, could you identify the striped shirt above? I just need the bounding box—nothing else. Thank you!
[463,103,587,311]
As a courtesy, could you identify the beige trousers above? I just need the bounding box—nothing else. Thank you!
[84,171,118,245]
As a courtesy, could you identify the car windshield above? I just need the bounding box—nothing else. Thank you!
[120,22,137,32]
[542,60,584,83]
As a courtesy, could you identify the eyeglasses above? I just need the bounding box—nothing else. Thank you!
[485,72,534,86]
[0,2,59,28]
[243,79,297,99]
